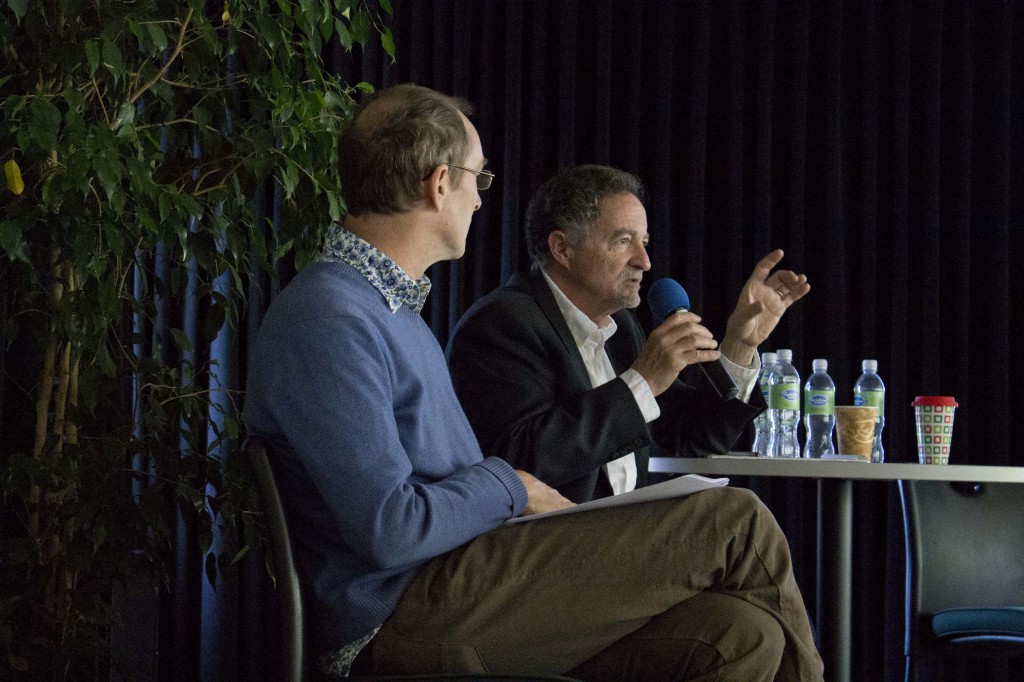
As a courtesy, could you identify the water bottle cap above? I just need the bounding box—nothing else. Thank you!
[762,352,777,364]
[862,359,878,371]
[812,359,828,371]
[777,349,793,361]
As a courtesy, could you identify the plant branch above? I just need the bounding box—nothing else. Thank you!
[29,253,62,536]
[50,266,76,464]
[126,8,194,109]
[135,117,197,131]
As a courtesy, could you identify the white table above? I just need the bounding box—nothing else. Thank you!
[648,455,1024,682]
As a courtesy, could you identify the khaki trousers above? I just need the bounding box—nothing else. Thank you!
[370,487,824,681]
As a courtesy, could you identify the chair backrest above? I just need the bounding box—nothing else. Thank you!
[245,436,305,682]
[899,480,1024,653]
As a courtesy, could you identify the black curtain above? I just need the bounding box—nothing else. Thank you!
[327,2,1024,681]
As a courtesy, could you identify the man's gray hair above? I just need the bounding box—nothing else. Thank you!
[338,83,474,216]
[524,164,646,268]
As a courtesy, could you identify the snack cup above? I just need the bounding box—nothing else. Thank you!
[912,396,958,465]
[834,406,878,461]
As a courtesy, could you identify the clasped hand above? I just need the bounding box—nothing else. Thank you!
[631,312,720,396]
[516,470,575,516]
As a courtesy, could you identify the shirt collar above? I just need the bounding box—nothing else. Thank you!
[540,270,618,353]
[317,224,431,313]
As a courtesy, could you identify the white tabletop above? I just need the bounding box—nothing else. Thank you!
[649,454,1024,483]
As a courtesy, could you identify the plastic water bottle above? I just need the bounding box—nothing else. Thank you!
[769,349,801,458]
[751,352,778,456]
[803,359,836,457]
[853,359,886,462]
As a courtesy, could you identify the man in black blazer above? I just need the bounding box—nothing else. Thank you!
[447,164,809,502]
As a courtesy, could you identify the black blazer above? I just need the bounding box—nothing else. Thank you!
[446,269,763,503]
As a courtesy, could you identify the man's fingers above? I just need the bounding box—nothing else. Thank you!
[654,312,716,342]
[688,348,722,364]
[773,271,807,288]
[752,249,785,279]
[772,276,810,303]
[656,310,702,327]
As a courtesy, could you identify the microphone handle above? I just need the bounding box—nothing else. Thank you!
[697,358,740,401]
[669,305,740,401]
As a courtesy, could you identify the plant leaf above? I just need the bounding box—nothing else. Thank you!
[95,342,116,377]
[7,0,28,21]
[171,328,195,353]
[381,26,395,59]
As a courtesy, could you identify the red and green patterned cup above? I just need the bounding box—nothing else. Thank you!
[912,396,958,465]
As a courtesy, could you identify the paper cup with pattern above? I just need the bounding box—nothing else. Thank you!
[834,406,878,460]
[912,396,958,465]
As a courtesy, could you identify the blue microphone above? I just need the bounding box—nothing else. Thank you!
[648,278,740,401]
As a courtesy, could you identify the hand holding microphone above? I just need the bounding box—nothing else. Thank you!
[637,278,740,401]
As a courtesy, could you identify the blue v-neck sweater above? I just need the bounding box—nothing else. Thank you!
[243,261,527,655]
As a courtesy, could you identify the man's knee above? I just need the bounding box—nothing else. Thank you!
[684,593,785,682]
[564,592,785,682]
[710,485,770,515]
[663,592,784,657]
[638,593,785,681]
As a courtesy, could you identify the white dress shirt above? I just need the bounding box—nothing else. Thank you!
[541,271,760,495]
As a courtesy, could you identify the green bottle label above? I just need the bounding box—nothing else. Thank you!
[770,378,800,410]
[805,389,835,416]
[854,390,884,412]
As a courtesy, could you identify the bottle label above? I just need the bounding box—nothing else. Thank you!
[759,376,770,402]
[805,389,835,415]
[770,378,800,410]
[854,390,884,412]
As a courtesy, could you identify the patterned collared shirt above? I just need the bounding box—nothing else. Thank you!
[318,223,431,313]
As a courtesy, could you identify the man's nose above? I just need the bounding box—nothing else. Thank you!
[632,243,651,271]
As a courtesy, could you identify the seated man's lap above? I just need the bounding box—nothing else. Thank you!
[373,488,793,675]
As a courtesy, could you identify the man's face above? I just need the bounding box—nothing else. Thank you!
[558,192,651,322]
[440,114,485,259]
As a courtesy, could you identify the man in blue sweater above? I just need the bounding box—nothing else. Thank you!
[243,84,823,680]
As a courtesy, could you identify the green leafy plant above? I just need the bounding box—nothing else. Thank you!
[0,0,393,677]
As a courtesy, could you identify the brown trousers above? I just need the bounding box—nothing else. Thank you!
[370,487,824,681]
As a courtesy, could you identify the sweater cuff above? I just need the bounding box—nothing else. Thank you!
[479,456,529,517]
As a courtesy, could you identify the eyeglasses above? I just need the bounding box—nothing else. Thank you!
[446,163,496,191]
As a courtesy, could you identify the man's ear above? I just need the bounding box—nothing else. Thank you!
[423,164,448,211]
[548,231,574,268]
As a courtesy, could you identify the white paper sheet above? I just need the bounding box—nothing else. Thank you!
[506,474,729,524]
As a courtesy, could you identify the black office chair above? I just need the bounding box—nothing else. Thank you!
[245,436,308,681]
[899,480,1024,682]
[243,437,582,682]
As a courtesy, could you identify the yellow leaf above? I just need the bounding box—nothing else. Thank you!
[221,2,230,22]
[4,159,24,195]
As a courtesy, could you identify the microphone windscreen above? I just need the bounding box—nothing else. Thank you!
[648,278,691,322]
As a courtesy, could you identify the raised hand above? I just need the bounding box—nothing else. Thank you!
[721,249,810,367]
